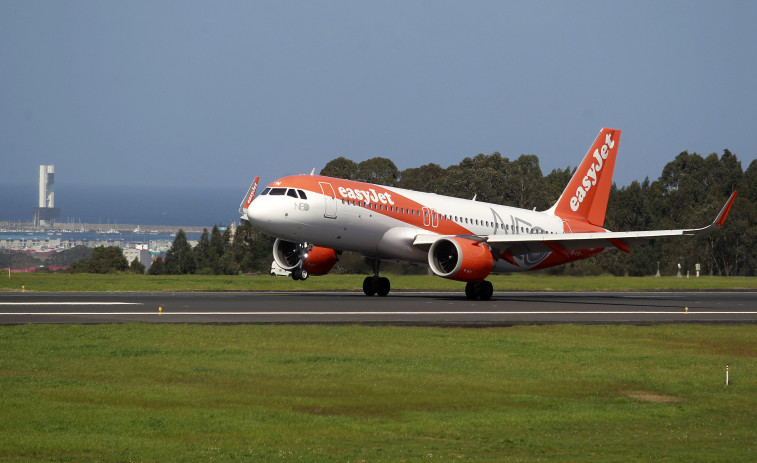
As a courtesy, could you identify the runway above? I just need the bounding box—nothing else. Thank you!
[1,291,756,325]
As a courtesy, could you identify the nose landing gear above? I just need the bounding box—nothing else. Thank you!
[291,267,309,280]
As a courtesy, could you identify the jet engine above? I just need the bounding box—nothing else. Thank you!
[272,239,338,279]
[428,237,494,282]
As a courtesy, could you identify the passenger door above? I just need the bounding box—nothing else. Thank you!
[319,182,337,219]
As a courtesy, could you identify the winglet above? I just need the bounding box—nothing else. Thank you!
[713,191,737,227]
[239,177,260,216]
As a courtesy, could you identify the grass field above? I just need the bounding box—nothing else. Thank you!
[1,272,756,292]
[1,324,755,462]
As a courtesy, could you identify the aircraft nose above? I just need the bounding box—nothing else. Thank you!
[244,197,276,228]
[244,199,262,223]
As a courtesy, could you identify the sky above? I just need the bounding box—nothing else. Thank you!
[2,0,756,197]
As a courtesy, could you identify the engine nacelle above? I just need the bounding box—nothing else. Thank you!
[428,237,494,282]
[302,246,338,276]
[272,239,338,276]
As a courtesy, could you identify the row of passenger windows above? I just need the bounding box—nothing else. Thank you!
[339,198,555,234]
[260,187,308,200]
[261,189,553,234]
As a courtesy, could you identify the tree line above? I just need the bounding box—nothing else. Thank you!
[68,149,755,277]
[146,224,273,275]
[69,224,274,276]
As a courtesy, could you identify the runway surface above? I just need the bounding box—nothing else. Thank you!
[1,291,756,325]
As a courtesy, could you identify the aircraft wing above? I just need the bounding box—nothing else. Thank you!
[413,191,738,257]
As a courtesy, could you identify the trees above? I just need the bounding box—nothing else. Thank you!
[355,157,400,186]
[397,163,445,192]
[313,146,753,276]
[70,246,129,274]
[320,157,358,180]
[129,258,146,274]
[164,230,196,275]
[147,257,166,275]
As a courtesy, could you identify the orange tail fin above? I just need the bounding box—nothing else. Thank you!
[239,176,260,216]
[549,128,621,227]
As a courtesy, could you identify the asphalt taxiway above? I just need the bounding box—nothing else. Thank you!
[1,291,756,325]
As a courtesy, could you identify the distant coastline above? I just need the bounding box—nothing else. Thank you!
[0,183,245,227]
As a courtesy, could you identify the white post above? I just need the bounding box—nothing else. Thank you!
[726,364,729,385]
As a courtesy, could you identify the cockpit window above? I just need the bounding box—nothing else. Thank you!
[297,190,307,199]
[286,189,298,198]
[269,188,286,195]
[260,188,271,196]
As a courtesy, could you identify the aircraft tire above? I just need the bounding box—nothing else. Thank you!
[479,281,493,301]
[465,282,478,300]
[377,277,390,297]
[300,268,309,280]
[363,276,376,296]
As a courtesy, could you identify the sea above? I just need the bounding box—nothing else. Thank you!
[0,183,243,228]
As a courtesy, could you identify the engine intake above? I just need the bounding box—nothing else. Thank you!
[428,237,493,282]
[272,239,338,276]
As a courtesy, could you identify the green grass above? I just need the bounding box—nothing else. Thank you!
[1,272,756,292]
[1,324,755,461]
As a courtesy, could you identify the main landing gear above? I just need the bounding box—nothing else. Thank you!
[465,281,493,301]
[363,258,390,297]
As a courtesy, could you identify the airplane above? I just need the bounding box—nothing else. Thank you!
[240,128,737,300]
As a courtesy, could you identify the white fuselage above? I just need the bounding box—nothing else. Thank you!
[245,175,572,273]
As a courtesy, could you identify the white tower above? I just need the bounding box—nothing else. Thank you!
[33,164,60,227]
[39,165,54,210]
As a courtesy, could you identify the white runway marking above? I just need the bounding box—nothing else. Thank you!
[1,311,756,316]
[0,302,142,306]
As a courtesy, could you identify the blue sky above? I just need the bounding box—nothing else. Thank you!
[2,0,755,194]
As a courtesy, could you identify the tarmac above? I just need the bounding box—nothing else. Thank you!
[1,290,756,325]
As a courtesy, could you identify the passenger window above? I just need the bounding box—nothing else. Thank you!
[297,190,307,199]
[269,188,286,195]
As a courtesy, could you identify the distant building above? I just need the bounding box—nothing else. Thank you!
[33,165,60,228]
[124,244,152,271]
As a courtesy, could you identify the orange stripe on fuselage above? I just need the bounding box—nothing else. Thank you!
[267,175,473,235]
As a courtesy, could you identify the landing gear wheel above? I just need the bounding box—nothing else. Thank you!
[292,268,309,281]
[465,282,478,300]
[479,280,493,301]
[363,276,376,296]
[465,281,493,300]
[377,277,390,297]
